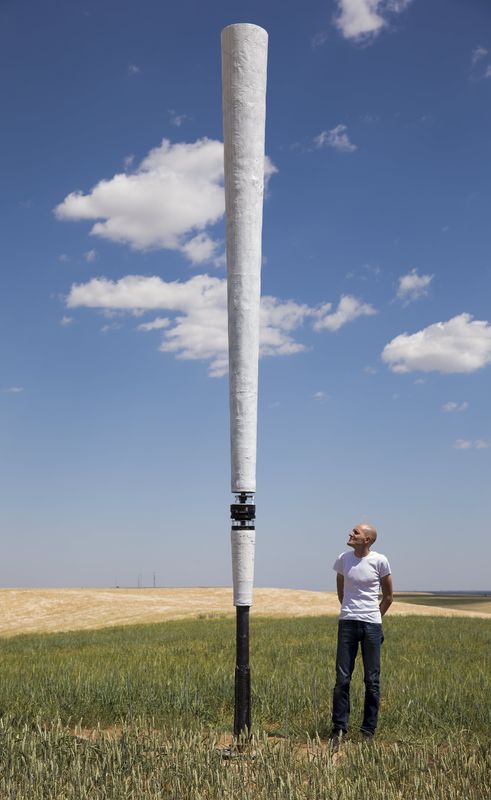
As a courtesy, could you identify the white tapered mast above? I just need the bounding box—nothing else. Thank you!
[222,22,268,609]
[221,23,268,737]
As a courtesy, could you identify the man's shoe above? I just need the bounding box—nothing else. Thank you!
[329,729,344,752]
[360,730,374,742]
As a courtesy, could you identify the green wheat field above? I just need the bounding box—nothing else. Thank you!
[0,614,489,798]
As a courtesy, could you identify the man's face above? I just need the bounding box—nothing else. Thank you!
[347,527,368,548]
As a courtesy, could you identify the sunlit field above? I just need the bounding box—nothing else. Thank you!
[3,587,484,638]
[0,615,489,798]
[395,592,491,615]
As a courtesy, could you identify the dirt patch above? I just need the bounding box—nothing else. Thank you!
[0,587,488,638]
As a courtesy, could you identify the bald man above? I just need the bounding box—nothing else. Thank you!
[330,523,393,746]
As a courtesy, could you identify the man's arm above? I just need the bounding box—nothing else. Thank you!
[336,573,344,605]
[379,574,393,617]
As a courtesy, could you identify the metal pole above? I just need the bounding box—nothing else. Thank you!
[234,605,251,736]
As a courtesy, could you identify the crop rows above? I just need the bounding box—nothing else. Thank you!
[0,615,488,797]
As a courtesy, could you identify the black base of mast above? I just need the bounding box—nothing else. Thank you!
[234,605,251,737]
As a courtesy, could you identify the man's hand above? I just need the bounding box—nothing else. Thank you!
[380,574,393,617]
[336,573,344,605]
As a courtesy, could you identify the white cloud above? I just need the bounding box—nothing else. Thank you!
[312,31,329,48]
[396,269,433,303]
[382,313,491,374]
[259,296,314,357]
[168,109,188,127]
[128,64,141,75]
[180,233,220,266]
[333,0,413,41]
[137,317,170,332]
[55,138,277,266]
[454,439,472,450]
[312,391,329,401]
[364,263,381,278]
[472,46,488,65]
[469,47,491,80]
[55,139,224,258]
[442,401,468,413]
[363,365,377,374]
[1,386,23,394]
[59,253,69,263]
[455,439,489,451]
[67,275,374,376]
[60,315,74,326]
[84,249,97,263]
[123,155,135,171]
[347,263,382,282]
[67,274,219,312]
[313,294,377,331]
[314,125,357,153]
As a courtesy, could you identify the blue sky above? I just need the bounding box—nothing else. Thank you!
[1,0,490,591]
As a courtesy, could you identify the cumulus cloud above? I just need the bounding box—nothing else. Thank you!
[382,313,491,373]
[137,317,170,332]
[84,249,97,263]
[396,269,433,304]
[454,439,472,450]
[346,263,381,281]
[471,46,488,65]
[314,125,357,153]
[180,233,221,266]
[1,386,23,394]
[60,315,74,326]
[313,294,377,331]
[455,439,489,451]
[333,0,413,41]
[259,296,314,357]
[54,138,277,266]
[128,64,141,75]
[469,46,491,79]
[312,31,329,48]
[55,139,224,258]
[442,401,468,413]
[67,274,305,377]
[66,275,375,376]
[168,109,188,127]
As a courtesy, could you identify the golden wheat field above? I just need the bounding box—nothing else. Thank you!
[0,587,488,637]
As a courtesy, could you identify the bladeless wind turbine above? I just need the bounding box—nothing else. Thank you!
[221,23,268,737]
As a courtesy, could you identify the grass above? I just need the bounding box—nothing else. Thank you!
[0,722,488,799]
[395,593,491,615]
[0,615,489,797]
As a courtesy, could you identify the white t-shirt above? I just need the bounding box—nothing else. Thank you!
[333,550,391,624]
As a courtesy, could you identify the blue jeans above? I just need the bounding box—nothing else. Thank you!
[332,619,384,735]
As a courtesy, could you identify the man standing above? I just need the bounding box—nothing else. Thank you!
[331,523,393,746]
